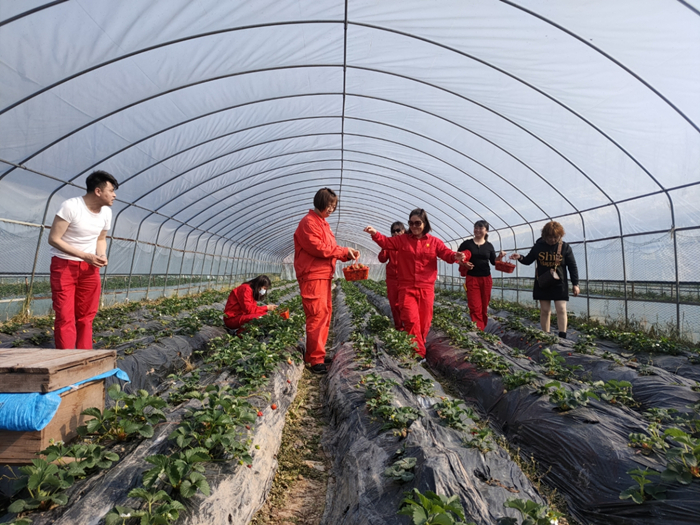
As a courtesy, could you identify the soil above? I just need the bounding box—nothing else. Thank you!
[251,368,330,525]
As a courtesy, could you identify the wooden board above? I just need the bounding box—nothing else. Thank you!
[0,380,105,464]
[0,349,116,393]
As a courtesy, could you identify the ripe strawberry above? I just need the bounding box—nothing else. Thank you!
[271,404,277,410]
[257,411,263,417]
[287,379,291,383]
[247,464,252,469]
[245,425,251,430]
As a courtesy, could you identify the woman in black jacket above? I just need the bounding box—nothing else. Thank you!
[457,220,506,330]
[510,221,579,338]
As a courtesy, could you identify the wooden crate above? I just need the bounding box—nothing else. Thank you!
[0,380,105,464]
[0,348,116,393]
[0,349,116,464]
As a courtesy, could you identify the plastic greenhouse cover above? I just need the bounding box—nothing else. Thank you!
[0,0,698,277]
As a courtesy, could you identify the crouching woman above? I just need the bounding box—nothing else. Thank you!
[223,275,277,330]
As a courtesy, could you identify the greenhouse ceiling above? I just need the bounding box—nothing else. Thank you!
[1,0,699,265]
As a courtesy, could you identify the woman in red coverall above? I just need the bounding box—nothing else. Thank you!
[294,188,360,374]
[364,209,465,358]
[377,221,406,330]
[223,275,277,331]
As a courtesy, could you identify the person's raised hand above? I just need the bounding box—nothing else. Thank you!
[498,250,507,260]
[509,253,521,261]
[454,251,466,262]
[347,247,360,260]
[363,226,377,235]
[267,304,278,311]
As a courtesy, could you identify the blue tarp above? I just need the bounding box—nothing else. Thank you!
[0,369,129,431]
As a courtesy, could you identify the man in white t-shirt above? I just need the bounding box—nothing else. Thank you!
[48,171,118,349]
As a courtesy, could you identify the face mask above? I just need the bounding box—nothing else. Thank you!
[259,289,266,296]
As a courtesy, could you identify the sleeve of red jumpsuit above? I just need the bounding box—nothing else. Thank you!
[371,232,402,250]
[237,285,268,316]
[377,249,390,263]
[297,217,350,261]
[434,238,460,264]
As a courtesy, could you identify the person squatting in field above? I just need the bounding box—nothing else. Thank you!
[223,275,278,331]
[365,208,465,358]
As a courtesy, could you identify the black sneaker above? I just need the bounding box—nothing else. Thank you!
[558,331,567,339]
[310,363,328,375]
[324,356,333,364]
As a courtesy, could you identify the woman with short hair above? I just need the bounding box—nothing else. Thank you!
[295,188,359,374]
[365,208,465,358]
[457,220,506,331]
[224,275,277,330]
[378,221,406,330]
[510,221,580,338]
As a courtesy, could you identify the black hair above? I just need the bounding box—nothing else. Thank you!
[474,220,489,241]
[408,208,431,235]
[313,188,338,212]
[86,170,119,192]
[246,275,272,301]
[390,221,406,234]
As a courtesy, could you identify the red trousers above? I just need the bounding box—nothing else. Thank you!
[465,275,492,331]
[398,287,434,358]
[386,279,403,330]
[299,279,332,366]
[224,311,266,330]
[50,257,101,349]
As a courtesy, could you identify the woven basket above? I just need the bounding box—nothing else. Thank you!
[495,261,516,274]
[343,266,369,281]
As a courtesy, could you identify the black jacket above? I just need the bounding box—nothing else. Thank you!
[517,238,579,300]
[457,239,496,277]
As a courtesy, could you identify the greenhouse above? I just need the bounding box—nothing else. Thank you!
[1,1,699,525]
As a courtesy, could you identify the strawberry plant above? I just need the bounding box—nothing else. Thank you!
[501,498,564,524]
[538,381,599,411]
[502,370,538,391]
[8,459,73,513]
[104,488,186,525]
[598,379,637,407]
[661,428,700,484]
[142,448,211,498]
[573,334,597,354]
[464,346,510,374]
[463,427,494,453]
[434,398,478,432]
[368,314,392,334]
[403,374,435,396]
[39,441,119,476]
[619,468,666,504]
[398,488,473,525]
[384,456,417,483]
[628,422,668,456]
[541,348,582,382]
[78,384,167,441]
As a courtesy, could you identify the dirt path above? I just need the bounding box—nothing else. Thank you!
[251,368,330,525]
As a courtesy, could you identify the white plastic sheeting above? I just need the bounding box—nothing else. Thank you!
[0,0,699,332]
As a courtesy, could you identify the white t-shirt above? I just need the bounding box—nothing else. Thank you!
[50,196,112,261]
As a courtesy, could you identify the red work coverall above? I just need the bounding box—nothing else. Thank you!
[371,232,459,357]
[223,283,268,330]
[378,248,402,330]
[294,210,351,366]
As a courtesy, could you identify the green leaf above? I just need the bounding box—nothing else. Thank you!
[8,499,28,513]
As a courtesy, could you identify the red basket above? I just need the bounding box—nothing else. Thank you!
[495,260,516,273]
[279,308,290,320]
[343,266,369,281]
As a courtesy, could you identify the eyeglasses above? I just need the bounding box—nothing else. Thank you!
[408,221,423,227]
[391,229,403,234]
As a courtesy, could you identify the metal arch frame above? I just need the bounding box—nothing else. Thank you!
[0,1,68,27]
[210,186,462,253]
[213,182,466,243]
[335,0,350,232]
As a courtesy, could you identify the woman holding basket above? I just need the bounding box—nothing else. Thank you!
[364,208,465,358]
[457,220,506,331]
[294,188,359,374]
[510,221,579,338]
